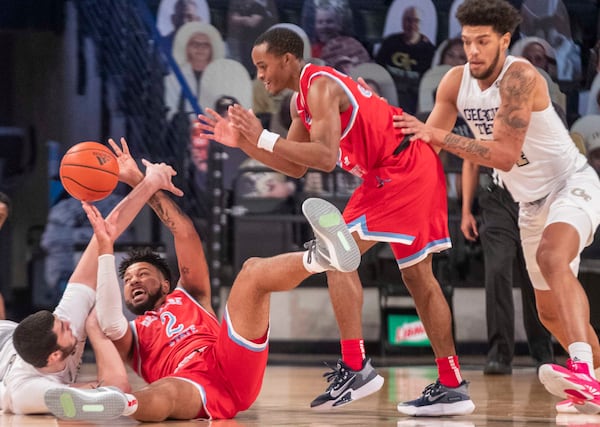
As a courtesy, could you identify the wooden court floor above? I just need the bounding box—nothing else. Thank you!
[2,358,600,427]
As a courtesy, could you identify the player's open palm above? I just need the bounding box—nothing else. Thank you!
[196,108,241,148]
[82,202,118,249]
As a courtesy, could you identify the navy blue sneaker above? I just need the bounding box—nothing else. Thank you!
[310,358,384,409]
[397,380,475,416]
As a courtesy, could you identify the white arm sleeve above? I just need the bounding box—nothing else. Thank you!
[96,254,128,340]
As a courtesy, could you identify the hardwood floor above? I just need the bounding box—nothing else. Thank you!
[2,358,597,426]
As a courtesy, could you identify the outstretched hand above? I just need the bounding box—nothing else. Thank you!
[141,159,184,197]
[227,104,264,146]
[196,108,240,148]
[108,137,144,187]
[82,202,118,249]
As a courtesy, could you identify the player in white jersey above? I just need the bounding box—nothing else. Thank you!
[395,0,600,414]
[0,153,182,414]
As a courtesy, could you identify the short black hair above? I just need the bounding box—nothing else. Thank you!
[119,247,174,291]
[254,28,304,60]
[13,310,58,368]
[456,0,522,36]
[0,192,11,214]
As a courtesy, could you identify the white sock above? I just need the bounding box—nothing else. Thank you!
[302,250,327,273]
[122,393,138,416]
[568,342,595,378]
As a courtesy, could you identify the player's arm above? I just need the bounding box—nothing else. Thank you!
[197,101,309,178]
[147,192,213,311]
[88,162,183,361]
[425,67,463,136]
[232,94,311,177]
[235,77,343,172]
[253,77,343,172]
[397,62,537,171]
[214,78,344,174]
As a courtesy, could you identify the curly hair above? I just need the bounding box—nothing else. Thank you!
[254,27,304,59]
[118,247,174,291]
[456,0,522,36]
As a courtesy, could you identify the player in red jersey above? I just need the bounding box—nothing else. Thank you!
[43,139,361,421]
[196,27,474,416]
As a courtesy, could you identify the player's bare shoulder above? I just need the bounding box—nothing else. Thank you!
[500,60,539,102]
[436,65,464,103]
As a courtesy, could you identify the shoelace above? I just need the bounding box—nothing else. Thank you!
[322,361,350,391]
[421,380,442,398]
[304,239,316,264]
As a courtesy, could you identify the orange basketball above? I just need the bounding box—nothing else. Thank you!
[59,141,119,202]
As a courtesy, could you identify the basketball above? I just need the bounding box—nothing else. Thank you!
[59,141,119,202]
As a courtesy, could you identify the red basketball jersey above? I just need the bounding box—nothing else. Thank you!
[296,63,406,177]
[295,64,451,267]
[130,288,220,383]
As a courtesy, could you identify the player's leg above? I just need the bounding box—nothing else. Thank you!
[310,237,384,410]
[395,254,474,416]
[531,175,600,412]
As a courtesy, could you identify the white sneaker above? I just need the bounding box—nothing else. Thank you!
[556,399,579,414]
[301,198,360,273]
[44,386,129,420]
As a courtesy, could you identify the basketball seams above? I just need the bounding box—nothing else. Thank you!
[60,176,116,193]
[59,141,119,202]
[60,163,119,177]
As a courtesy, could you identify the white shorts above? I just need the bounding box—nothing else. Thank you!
[519,165,600,290]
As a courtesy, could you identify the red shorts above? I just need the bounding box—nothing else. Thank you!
[343,140,451,268]
[166,306,268,419]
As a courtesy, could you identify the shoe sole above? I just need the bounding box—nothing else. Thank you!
[397,399,475,416]
[555,401,579,414]
[311,374,385,410]
[539,365,600,414]
[44,387,126,420]
[301,198,361,273]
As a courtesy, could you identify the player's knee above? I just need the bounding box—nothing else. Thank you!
[535,244,567,275]
[237,257,263,284]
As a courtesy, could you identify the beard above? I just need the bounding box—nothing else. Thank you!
[125,287,165,316]
[58,342,77,361]
[470,47,501,81]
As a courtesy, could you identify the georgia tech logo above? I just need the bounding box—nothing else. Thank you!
[572,188,592,201]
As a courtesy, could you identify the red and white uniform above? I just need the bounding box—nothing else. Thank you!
[131,288,268,419]
[296,64,450,267]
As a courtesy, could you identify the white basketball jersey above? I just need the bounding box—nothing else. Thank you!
[456,55,587,202]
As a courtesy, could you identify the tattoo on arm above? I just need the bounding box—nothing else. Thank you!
[496,67,535,130]
[443,133,492,160]
[148,194,177,231]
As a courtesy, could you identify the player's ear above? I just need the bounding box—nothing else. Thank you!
[46,349,62,366]
[161,280,171,294]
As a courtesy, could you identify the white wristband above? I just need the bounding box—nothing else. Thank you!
[257,129,280,152]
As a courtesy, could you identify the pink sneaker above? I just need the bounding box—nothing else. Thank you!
[539,360,600,414]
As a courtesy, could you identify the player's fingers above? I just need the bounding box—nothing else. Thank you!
[170,184,184,197]
[194,122,216,133]
[120,137,130,154]
[204,108,222,122]
[107,138,122,155]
